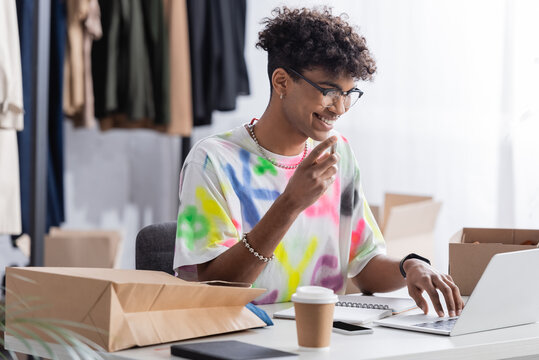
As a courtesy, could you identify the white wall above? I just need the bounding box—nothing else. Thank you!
[62,124,181,269]
[59,0,539,272]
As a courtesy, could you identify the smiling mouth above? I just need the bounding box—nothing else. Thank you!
[314,113,338,126]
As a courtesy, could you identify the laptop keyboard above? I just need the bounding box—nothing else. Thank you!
[414,317,459,331]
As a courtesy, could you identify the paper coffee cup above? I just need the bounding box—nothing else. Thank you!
[291,286,338,350]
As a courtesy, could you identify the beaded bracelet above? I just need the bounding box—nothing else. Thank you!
[241,233,275,263]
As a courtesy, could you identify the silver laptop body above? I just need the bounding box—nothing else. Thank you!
[375,248,539,336]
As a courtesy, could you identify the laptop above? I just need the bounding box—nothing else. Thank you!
[375,248,539,336]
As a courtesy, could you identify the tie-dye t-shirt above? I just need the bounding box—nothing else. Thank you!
[173,124,385,304]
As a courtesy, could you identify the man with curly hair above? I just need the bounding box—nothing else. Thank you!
[174,6,463,318]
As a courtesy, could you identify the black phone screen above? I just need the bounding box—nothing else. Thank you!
[333,321,372,331]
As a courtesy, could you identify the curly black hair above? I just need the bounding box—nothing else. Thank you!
[256,7,376,86]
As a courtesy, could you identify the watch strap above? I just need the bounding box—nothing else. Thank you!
[399,253,431,278]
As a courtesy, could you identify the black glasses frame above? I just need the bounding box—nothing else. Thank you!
[286,67,364,107]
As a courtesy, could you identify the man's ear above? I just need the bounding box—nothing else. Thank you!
[271,68,290,98]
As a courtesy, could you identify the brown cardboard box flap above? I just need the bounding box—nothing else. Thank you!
[45,228,122,268]
[456,227,539,245]
[383,197,441,267]
[449,228,539,295]
[382,193,433,232]
[5,267,266,352]
[384,200,442,239]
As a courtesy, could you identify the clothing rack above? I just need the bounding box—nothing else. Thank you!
[24,1,194,265]
[23,0,249,265]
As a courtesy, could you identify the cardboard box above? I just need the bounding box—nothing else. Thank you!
[346,193,442,294]
[44,228,122,268]
[449,228,539,295]
[5,267,266,352]
[382,193,441,264]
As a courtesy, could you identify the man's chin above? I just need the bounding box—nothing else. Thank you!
[309,130,333,142]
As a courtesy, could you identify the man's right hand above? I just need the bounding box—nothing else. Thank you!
[282,136,339,211]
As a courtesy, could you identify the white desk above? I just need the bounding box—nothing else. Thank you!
[7,301,539,360]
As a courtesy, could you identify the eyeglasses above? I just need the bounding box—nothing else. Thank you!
[286,68,363,109]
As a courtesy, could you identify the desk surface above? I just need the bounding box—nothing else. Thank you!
[5,302,539,359]
[111,302,539,360]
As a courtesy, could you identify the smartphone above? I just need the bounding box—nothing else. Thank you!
[332,321,373,335]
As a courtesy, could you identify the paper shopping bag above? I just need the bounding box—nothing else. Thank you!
[5,267,266,352]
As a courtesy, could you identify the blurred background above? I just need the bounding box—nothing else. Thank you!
[1,0,538,282]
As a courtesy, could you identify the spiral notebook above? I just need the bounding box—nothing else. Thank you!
[274,304,391,325]
[336,294,417,315]
[274,295,416,325]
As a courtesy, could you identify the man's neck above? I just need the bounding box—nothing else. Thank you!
[254,106,307,156]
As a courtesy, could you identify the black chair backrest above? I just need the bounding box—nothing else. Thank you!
[135,222,177,275]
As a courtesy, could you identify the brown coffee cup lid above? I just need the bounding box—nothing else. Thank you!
[291,286,338,304]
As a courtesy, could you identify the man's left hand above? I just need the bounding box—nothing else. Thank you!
[403,259,464,317]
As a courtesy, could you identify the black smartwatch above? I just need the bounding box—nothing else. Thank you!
[399,253,431,278]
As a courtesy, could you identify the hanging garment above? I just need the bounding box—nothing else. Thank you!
[164,0,193,136]
[63,0,102,128]
[63,0,86,119]
[93,0,155,122]
[141,0,170,127]
[0,0,25,131]
[209,0,250,111]
[0,0,24,235]
[82,0,102,126]
[0,130,22,235]
[15,0,36,238]
[46,0,67,231]
[186,0,250,126]
[91,0,118,119]
[15,0,66,237]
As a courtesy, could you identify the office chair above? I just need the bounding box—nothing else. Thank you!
[135,222,177,275]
